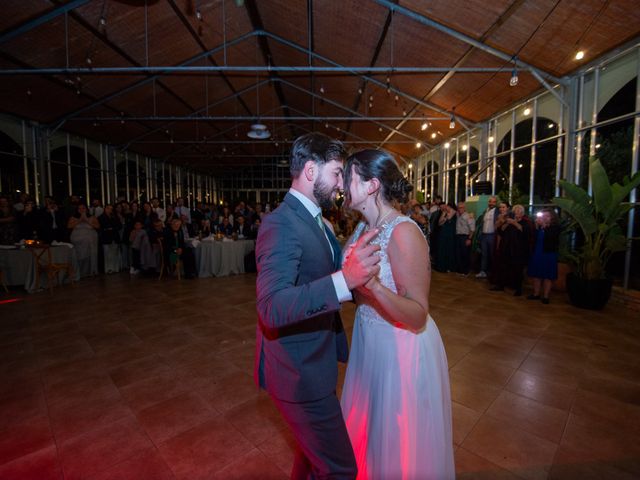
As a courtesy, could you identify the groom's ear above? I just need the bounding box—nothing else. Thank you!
[303,160,316,182]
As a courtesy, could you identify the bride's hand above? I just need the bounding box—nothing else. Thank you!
[355,275,381,301]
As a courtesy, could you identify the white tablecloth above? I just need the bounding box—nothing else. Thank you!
[0,245,80,293]
[194,239,255,277]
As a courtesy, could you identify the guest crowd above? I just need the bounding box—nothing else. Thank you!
[0,191,561,300]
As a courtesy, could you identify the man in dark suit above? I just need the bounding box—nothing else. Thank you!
[255,133,381,480]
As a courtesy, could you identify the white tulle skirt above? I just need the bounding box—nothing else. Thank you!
[341,314,454,480]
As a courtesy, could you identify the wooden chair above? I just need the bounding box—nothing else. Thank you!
[27,244,74,294]
[157,238,182,281]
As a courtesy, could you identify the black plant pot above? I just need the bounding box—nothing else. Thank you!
[566,272,613,310]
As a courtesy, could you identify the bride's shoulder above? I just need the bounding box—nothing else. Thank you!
[388,216,427,249]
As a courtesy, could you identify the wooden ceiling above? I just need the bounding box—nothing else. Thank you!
[1,0,639,173]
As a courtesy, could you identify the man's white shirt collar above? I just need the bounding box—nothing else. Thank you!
[289,188,321,219]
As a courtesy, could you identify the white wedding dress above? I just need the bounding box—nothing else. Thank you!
[341,216,455,480]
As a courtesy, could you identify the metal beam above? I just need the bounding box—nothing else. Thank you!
[0,0,91,44]
[277,78,423,143]
[262,31,477,127]
[80,115,449,122]
[373,0,567,86]
[47,30,259,128]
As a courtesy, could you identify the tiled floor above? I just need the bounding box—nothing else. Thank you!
[1,272,639,479]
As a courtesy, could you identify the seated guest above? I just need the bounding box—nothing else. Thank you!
[217,216,233,237]
[199,218,213,238]
[98,204,122,274]
[179,214,195,239]
[0,195,17,244]
[38,198,67,244]
[250,217,261,239]
[163,218,196,278]
[129,220,154,275]
[165,204,178,226]
[68,204,99,277]
[234,215,251,239]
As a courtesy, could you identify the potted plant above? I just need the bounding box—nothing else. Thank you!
[553,157,640,309]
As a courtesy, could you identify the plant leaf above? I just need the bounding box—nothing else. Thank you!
[589,157,613,217]
[558,179,592,208]
[552,197,598,236]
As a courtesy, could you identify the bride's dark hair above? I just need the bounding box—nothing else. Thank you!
[344,149,413,207]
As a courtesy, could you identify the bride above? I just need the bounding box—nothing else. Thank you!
[341,150,455,479]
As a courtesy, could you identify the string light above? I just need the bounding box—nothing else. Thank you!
[575,50,585,60]
[444,142,451,149]
[421,122,428,131]
[195,9,203,20]
[416,142,421,148]
[431,132,437,139]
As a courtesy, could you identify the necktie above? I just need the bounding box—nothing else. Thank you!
[315,213,335,261]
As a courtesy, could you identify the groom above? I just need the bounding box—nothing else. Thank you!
[255,133,381,479]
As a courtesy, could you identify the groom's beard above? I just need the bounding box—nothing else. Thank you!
[313,177,338,210]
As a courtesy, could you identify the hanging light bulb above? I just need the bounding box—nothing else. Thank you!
[575,50,585,60]
[319,85,325,94]
[369,95,373,102]
[368,102,373,109]
[431,132,437,139]
[402,109,407,116]
[325,122,329,128]
[358,87,363,95]
[449,114,456,129]
[195,9,203,21]
[524,106,531,116]
[421,122,428,131]
[99,16,106,26]
[488,136,495,143]
[444,142,451,149]
[509,67,519,87]
[416,142,421,149]
[85,56,92,65]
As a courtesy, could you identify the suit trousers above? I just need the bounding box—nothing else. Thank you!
[270,393,357,480]
[480,233,495,273]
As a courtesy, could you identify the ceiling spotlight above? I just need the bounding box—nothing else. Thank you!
[488,136,494,143]
[394,95,399,102]
[195,9,203,20]
[416,142,422,148]
[421,122,428,131]
[247,123,271,139]
[462,145,468,151]
[444,142,451,149]
[575,50,585,60]
[524,107,531,116]
[408,163,413,169]
[402,110,407,116]
[509,67,519,87]
[379,127,383,132]
[431,132,437,139]
[368,102,373,109]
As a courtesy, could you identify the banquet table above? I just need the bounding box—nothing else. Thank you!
[194,238,255,278]
[0,244,80,293]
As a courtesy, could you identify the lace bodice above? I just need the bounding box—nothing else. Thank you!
[344,215,419,326]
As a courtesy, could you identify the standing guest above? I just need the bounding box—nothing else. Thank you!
[12,193,28,213]
[199,218,213,238]
[39,198,67,244]
[151,197,166,222]
[250,217,261,239]
[455,201,476,275]
[163,218,196,278]
[490,204,531,296]
[129,220,153,275]
[435,202,457,272]
[410,204,429,238]
[174,197,191,224]
[475,196,498,279]
[140,201,156,232]
[428,195,443,259]
[165,204,178,226]
[98,204,122,274]
[90,199,104,218]
[16,200,39,240]
[0,196,17,244]
[68,204,99,277]
[527,208,561,304]
[489,201,511,286]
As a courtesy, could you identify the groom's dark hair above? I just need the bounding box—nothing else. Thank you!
[289,133,346,178]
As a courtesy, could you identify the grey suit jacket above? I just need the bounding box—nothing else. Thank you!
[254,192,349,402]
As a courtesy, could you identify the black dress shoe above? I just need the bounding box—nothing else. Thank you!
[527,294,540,300]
